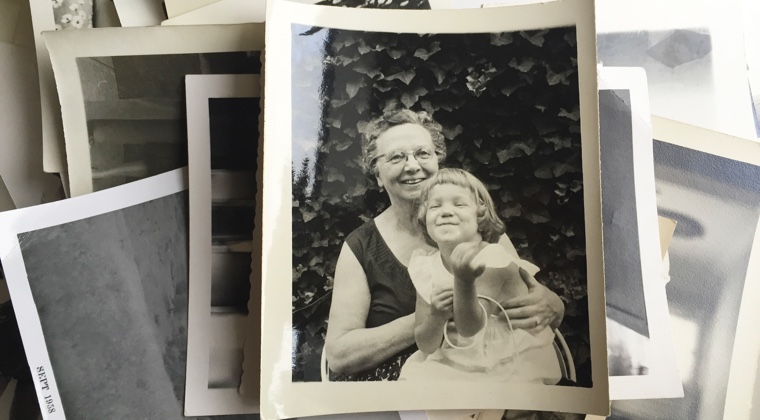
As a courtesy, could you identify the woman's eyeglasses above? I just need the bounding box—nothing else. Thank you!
[375,147,436,166]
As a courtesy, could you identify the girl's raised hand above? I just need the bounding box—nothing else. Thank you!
[450,241,487,284]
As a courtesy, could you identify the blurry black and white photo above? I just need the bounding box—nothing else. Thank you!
[595,0,756,140]
[42,24,264,196]
[184,74,261,416]
[606,119,760,420]
[75,52,259,192]
[260,0,607,417]
[600,89,651,377]
[0,170,189,419]
[597,67,682,400]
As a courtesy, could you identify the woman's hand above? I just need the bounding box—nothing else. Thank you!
[501,267,565,334]
[450,241,486,284]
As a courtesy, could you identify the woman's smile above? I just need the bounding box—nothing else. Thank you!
[373,124,439,204]
[401,178,426,186]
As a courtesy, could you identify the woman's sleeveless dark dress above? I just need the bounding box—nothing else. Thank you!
[328,220,418,381]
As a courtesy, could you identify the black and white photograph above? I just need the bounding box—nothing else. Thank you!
[595,0,757,140]
[0,170,189,419]
[42,23,264,197]
[291,24,588,386]
[75,52,259,192]
[596,119,760,420]
[597,67,682,400]
[185,74,261,415]
[260,0,607,418]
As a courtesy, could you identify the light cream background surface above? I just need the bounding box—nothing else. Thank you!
[657,217,677,259]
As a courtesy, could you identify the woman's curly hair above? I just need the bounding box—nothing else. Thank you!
[360,109,447,178]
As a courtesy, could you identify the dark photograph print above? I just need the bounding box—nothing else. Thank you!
[290,24,591,389]
[184,73,262,416]
[75,52,260,192]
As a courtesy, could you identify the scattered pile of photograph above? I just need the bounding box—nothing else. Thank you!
[0,0,758,419]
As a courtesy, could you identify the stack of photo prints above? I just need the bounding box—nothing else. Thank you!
[1,0,759,419]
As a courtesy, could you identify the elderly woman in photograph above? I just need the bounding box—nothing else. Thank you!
[324,109,565,381]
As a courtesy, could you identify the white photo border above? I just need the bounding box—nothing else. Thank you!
[260,0,607,418]
[185,74,261,416]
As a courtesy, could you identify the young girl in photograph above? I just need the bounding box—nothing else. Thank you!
[399,168,562,383]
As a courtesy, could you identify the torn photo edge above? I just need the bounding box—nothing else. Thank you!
[185,73,261,416]
[240,66,266,401]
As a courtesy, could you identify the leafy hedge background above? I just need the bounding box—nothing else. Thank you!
[290,24,590,385]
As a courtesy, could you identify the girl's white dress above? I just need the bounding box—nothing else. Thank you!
[399,249,562,384]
